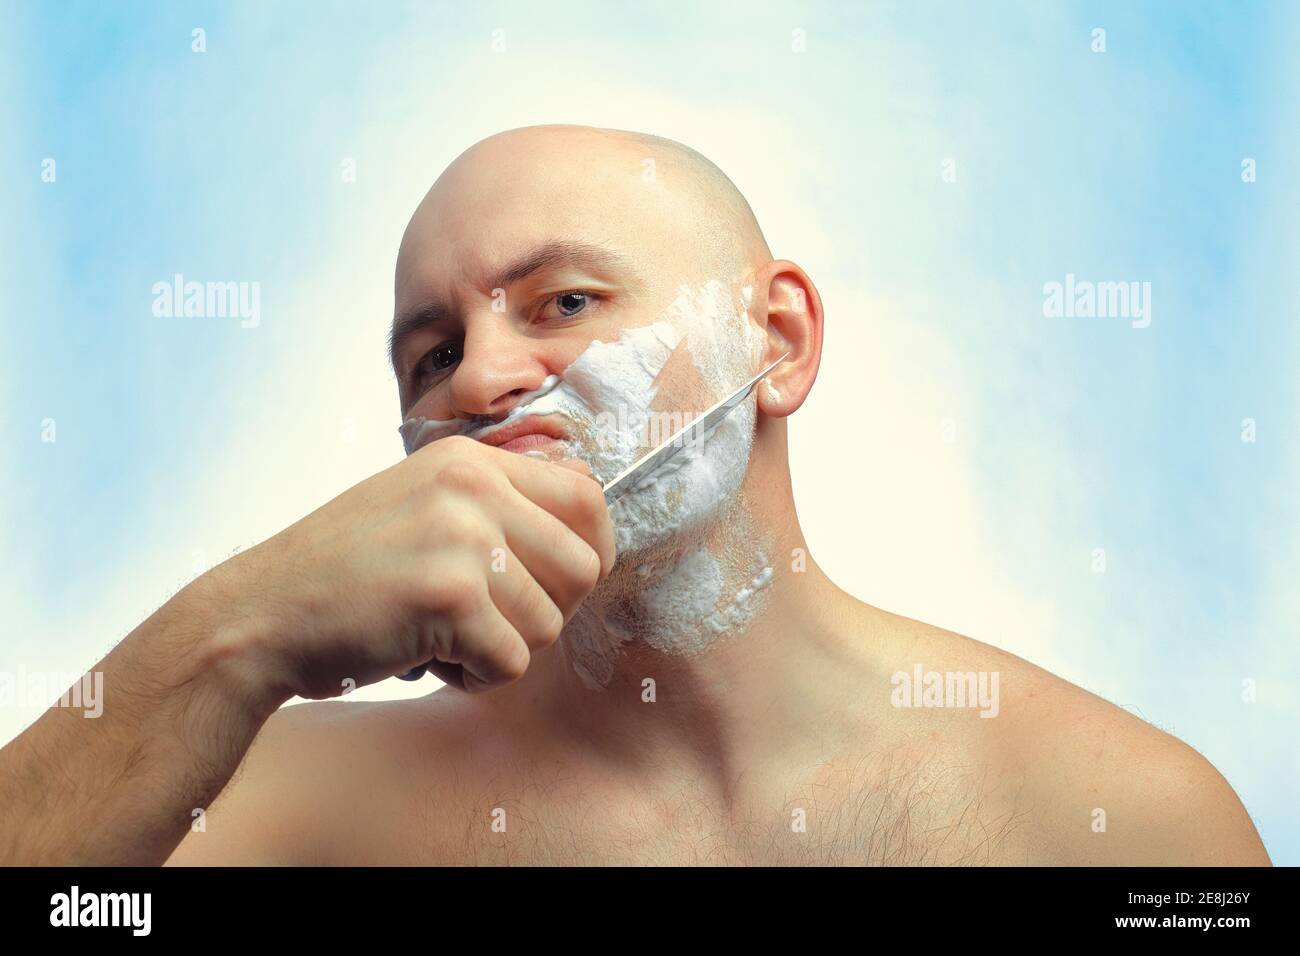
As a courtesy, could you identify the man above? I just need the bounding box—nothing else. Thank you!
[1,125,1270,866]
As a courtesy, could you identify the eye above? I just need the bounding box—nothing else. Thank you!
[413,341,461,387]
[534,290,603,325]
[556,292,588,316]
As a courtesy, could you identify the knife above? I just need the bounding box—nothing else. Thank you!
[601,350,789,502]
[397,351,789,681]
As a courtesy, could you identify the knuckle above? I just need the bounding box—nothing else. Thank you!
[435,457,484,494]
[422,574,485,619]
[439,434,479,457]
[431,504,492,549]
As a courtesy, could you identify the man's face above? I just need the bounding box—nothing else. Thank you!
[390,128,765,555]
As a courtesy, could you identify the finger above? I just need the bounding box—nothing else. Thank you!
[501,456,616,581]
[441,590,531,692]
[423,660,467,689]
[498,496,605,619]
[486,548,565,650]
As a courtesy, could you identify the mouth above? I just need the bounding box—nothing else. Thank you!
[474,416,569,454]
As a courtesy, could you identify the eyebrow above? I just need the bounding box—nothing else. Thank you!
[387,238,638,378]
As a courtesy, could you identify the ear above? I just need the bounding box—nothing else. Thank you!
[750,260,824,418]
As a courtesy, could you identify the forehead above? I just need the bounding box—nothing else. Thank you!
[395,139,700,305]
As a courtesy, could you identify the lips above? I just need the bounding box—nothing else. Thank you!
[475,416,568,453]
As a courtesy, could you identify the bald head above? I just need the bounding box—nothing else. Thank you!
[575,126,772,268]
[388,122,821,577]
[396,124,769,307]
[389,124,781,428]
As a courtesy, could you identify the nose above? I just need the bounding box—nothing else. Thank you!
[446,311,552,421]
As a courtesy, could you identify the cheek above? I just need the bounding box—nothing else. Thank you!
[643,346,710,425]
[609,397,758,554]
[667,280,766,397]
[638,284,760,426]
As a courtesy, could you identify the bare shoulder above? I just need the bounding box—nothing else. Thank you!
[1010,682,1270,865]
[893,617,1271,866]
[165,692,459,865]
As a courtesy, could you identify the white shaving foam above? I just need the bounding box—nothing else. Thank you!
[561,281,776,687]
[398,279,776,688]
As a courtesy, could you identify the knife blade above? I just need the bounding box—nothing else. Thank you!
[601,351,789,502]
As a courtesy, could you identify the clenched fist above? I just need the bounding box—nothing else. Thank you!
[198,435,615,700]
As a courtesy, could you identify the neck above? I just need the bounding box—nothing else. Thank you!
[514,460,883,790]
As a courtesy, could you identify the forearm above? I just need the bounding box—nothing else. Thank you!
[0,569,290,865]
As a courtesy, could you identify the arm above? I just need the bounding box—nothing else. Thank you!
[163,699,351,866]
[0,438,613,866]
[0,566,288,866]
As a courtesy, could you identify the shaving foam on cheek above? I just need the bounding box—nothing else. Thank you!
[520,322,682,484]
[563,280,779,688]
[607,398,754,553]
[599,280,768,554]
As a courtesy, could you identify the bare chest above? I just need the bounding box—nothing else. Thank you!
[369,750,1039,866]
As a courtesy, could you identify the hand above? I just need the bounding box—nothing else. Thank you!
[204,435,616,700]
